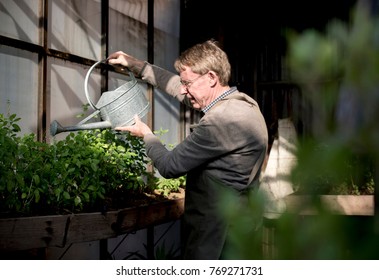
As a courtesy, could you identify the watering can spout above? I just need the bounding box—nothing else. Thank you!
[50,120,112,136]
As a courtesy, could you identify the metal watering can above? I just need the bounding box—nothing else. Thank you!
[50,60,150,136]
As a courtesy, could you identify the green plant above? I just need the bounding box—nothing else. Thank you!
[291,140,375,195]
[0,113,150,216]
[154,176,186,197]
[148,127,186,197]
[0,111,187,217]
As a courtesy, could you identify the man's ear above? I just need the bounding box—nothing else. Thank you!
[207,71,217,86]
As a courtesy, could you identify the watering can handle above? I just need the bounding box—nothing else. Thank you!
[84,59,138,110]
[84,59,108,110]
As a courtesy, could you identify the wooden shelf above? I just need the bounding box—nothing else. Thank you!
[0,198,184,252]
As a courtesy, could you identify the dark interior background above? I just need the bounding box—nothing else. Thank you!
[179,0,358,143]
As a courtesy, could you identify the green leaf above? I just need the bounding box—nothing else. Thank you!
[116,146,126,152]
[82,192,90,201]
[63,191,70,199]
[91,162,98,172]
[74,196,81,206]
[33,174,40,185]
[34,189,40,203]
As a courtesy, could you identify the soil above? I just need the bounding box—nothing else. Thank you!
[102,187,186,212]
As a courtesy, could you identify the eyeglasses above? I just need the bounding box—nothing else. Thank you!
[180,73,207,88]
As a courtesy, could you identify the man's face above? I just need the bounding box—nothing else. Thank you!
[179,67,209,110]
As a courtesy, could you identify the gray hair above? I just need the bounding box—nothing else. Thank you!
[174,39,231,86]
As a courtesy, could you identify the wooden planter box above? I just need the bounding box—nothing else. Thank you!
[0,198,184,252]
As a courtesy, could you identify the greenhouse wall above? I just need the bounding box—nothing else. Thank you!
[0,0,182,260]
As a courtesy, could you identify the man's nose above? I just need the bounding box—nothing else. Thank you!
[180,86,189,95]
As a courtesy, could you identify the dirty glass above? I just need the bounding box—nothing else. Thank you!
[48,57,101,141]
[0,0,40,45]
[49,0,102,61]
[0,46,38,134]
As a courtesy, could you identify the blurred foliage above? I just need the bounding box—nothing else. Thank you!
[219,188,265,259]
[293,139,375,195]
[222,3,379,259]
[287,3,378,195]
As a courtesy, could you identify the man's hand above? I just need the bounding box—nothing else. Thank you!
[115,115,153,138]
[107,51,145,75]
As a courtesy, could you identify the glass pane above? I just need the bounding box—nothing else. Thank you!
[153,0,180,70]
[153,0,181,144]
[0,45,38,134]
[49,0,102,61]
[109,0,181,145]
[108,0,148,60]
[48,58,101,141]
[0,0,40,45]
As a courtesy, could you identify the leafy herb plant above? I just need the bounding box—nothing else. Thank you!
[0,113,151,216]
